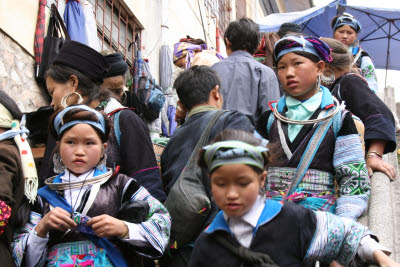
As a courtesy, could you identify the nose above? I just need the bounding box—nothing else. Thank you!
[74,145,85,156]
[285,65,295,78]
[50,99,55,109]
[226,186,239,200]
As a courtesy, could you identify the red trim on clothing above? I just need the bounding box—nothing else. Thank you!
[268,101,277,111]
[107,107,135,116]
[324,104,334,109]
[130,166,159,177]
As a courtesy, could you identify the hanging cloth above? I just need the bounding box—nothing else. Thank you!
[82,0,101,51]
[34,0,47,73]
[64,0,87,44]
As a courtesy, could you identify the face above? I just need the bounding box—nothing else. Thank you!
[46,76,75,112]
[59,124,106,176]
[333,25,357,46]
[174,57,186,69]
[211,164,266,218]
[277,52,324,101]
[101,75,125,101]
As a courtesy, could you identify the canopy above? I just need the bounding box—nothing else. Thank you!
[258,1,400,72]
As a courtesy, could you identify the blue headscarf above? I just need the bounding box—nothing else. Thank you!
[332,14,362,33]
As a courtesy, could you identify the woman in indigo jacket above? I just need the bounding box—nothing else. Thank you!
[321,37,396,180]
[12,105,170,266]
[190,130,395,267]
[255,36,370,221]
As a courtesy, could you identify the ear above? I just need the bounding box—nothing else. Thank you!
[68,75,79,92]
[177,100,188,113]
[102,143,107,151]
[260,170,267,188]
[316,61,325,76]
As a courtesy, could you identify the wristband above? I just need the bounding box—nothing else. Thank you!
[367,151,383,158]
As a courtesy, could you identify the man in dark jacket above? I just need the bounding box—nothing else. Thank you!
[161,65,253,194]
[159,65,253,267]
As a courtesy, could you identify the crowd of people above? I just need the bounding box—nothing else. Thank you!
[0,12,399,267]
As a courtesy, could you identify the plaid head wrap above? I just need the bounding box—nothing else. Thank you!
[274,35,332,63]
[202,141,268,173]
[332,15,362,33]
[173,42,224,69]
[53,105,106,138]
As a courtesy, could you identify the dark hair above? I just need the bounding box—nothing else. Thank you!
[224,18,260,54]
[180,35,206,45]
[277,22,302,38]
[174,65,221,110]
[45,64,110,105]
[198,129,276,175]
[49,106,111,143]
[0,90,22,121]
[320,38,352,72]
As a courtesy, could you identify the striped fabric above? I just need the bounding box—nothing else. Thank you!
[130,186,171,255]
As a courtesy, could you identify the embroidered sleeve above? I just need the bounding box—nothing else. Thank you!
[11,211,47,267]
[123,185,171,257]
[0,200,11,235]
[360,56,378,93]
[333,115,371,220]
[305,211,367,266]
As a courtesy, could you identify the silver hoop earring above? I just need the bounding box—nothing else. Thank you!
[321,69,336,85]
[53,153,66,174]
[61,92,84,109]
[316,75,321,92]
[96,154,107,171]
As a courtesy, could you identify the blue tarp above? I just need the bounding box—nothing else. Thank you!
[64,0,87,44]
[258,1,400,71]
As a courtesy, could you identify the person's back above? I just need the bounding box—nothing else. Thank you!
[212,18,280,124]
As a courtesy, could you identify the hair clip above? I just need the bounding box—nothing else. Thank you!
[300,36,306,50]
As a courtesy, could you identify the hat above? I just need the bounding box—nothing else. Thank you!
[103,53,129,78]
[53,41,109,85]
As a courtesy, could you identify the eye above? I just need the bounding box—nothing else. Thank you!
[66,140,74,144]
[87,141,95,145]
[278,65,285,70]
[295,61,302,65]
[239,182,250,187]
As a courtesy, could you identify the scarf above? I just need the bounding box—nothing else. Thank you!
[173,42,224,69]
[0,104,38,203]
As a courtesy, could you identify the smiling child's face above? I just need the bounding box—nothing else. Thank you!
[210,164,266,218]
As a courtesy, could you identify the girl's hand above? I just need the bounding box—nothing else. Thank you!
[329,260,344,267]
[35,207,76,238]
[373,250,400,267]
[87,215,128,238]
[366,157,396,180]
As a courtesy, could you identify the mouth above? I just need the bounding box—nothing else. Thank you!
[286,80,298,88]
[73,159,86,165]
[226,203,241,210]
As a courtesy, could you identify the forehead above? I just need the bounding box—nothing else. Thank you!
[102,76,125,88]
[278,52,311,64]
[336,25,356,33]
[211,164,259,180]
[62,123,100,139]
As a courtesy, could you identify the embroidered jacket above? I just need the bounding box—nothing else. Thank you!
[190,200,369,266]
[11,169,171,267]
[256,87,371,220]
[352,46,378,93]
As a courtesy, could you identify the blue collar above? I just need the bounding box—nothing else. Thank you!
[276,86,333,113]
[230,50,253,58]
[206,199,283,234]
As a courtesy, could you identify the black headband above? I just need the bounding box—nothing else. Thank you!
[103,53,129,78]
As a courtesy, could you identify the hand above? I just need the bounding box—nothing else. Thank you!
[367,157,396,180]
[87,215,128,238]
[374,250,400,267]
[329,260,344,267]
[35,207,76,238]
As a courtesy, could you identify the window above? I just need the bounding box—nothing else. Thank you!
[204,0,231,34]
[89,0,143,67]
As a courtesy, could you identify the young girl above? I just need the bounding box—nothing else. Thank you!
[13,105,170,266]
[321,37,396,179]
[190,129,396,266]
[255,36,370,221]
[331,13,378,92]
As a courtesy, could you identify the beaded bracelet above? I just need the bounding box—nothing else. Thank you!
[367,151,383,158]
[366,154,382,160]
